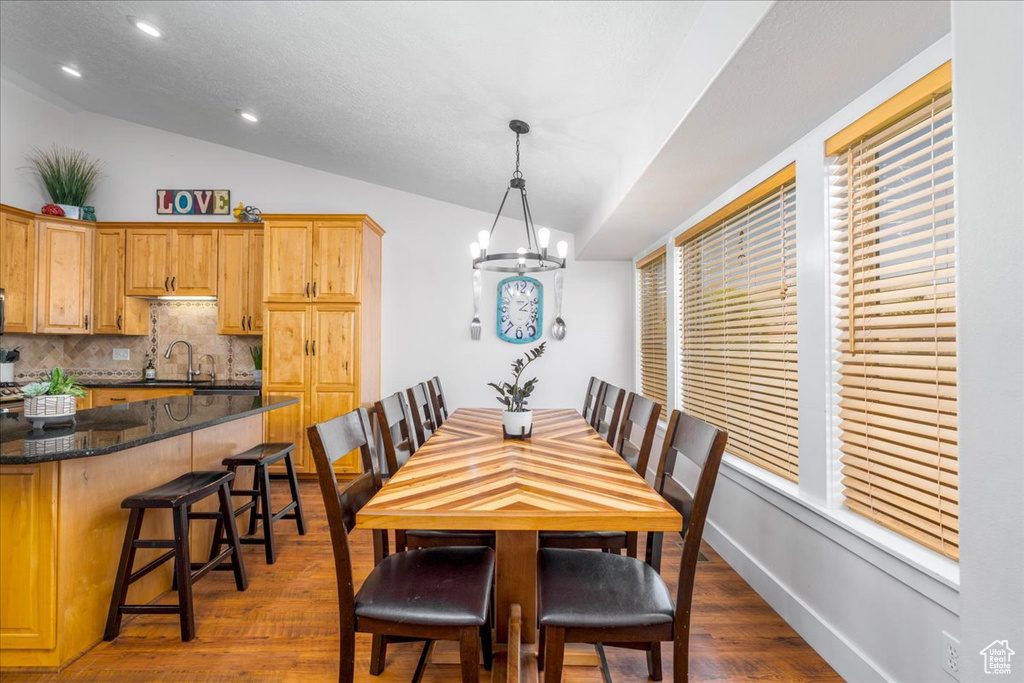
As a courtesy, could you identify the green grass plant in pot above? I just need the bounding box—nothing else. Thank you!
[250,345,263,384]
[24,145,103,220]
[22,367,87,428]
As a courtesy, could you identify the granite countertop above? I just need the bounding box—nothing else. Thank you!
[0,394,296,464]
[82,379,262,389]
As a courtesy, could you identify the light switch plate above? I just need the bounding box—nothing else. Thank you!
[113,348,130,361]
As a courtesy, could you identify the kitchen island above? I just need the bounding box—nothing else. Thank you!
[0,394,297,670]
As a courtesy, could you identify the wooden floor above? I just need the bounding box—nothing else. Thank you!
[2,482,841,682]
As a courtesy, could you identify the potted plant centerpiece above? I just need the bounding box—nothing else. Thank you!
[21,367,87,429]
[24,145,103,220]
[488,342,546,438]
[250,344,263,384]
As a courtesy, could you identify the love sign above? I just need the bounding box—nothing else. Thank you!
[156,189,231,215]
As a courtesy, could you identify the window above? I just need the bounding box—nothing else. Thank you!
[828,62,958,560]
[676,165,798,481]
[636,247,668,419]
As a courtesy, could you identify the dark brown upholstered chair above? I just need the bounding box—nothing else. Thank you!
[582,376,602,424]
[537,410,728,682]
[407,382,438,446]
[428,375,450,427]
[541,392,662,558]
[591,382,625,446]
[308,407,494,683]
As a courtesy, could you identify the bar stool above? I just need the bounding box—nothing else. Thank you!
[104,470,247,643]
[215,442,306,565]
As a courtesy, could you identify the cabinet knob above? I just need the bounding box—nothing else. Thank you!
[116,314,122,330]
[247,315,253,331]
[305,282,311,298]
[84,314,89,330]
[171,276,176,291]
[312,282,318,298]
[242,314,246,330]
[312,340,316,356]
[165,277,170,291]
[305,340,309,356]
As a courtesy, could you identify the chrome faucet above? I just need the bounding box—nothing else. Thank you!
[164,340,199,382]
[198,354,216,381]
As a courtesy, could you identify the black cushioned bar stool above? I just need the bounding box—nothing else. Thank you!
[215,442,306,565]
[104,470,247,643]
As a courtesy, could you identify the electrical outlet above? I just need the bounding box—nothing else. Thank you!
[942,631,961,680]
[113,348,130,361]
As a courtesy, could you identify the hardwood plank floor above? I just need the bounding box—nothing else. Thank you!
[2,482,841,682]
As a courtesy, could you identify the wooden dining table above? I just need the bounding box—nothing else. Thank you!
[356,407,682,649]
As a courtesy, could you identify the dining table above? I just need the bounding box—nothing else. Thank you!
[356,406,682,655]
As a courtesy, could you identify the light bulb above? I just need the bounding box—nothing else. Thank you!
[517,247,527,266]
[557,240,569,259]
[477,230,490,250]
[537,228,550,249]
[470,242,481,259]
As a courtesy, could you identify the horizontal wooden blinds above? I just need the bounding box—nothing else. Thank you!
[637,247,668,420]
[831,69,958,560]
[680,173,798,481]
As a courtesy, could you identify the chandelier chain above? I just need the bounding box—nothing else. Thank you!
[513,132,523,179]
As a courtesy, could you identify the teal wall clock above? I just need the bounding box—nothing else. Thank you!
[497,276,542,343]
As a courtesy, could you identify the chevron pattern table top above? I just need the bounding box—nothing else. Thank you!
[357,408,682,532]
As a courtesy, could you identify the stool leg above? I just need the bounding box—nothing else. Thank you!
[283,451,307,535]
[218,482,249,591]
[258,464,276,564]
[104,508,144,641]
[172,505,196,642]
[247,465,262,537]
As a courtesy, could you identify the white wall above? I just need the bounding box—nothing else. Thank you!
[0,77,634,409]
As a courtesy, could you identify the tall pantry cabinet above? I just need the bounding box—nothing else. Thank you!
[261,215,383,475]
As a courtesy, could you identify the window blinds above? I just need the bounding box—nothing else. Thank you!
[829,62,958,560]
[637,247,668,419]
[677,166,799,481]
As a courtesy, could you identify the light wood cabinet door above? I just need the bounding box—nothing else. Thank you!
[125,229,172,296]
[263,391,308,472]
[263,304,310,390]
[264,221,312,302]
[172,228,217,296]
[311,305,357,388]
[0,209,36,333]
[247,230,264,334]
[217,230,249,335]
[36,221,93,334]
[312,221,360,302]
[90,387,193,407]
[93,228,149,336]
[310,389,360,473]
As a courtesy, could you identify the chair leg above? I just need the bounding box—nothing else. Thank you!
[104,508,144,640]
[458,627,480,683]
[369,634,387,675]
[480,623,493,671]
[218,482,249,591]
[673,631,689,683]
[538,625,546,671]
[258,464,276,564]
[412,640,434,683]
[543,626,565,682]
[284,451,307,535]
[172,505,196,642]
[247,466,261,536]
[647,641,663,681]
[395,529,407,552]
[626,531,639,559]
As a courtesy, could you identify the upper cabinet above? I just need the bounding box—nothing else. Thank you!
[35,220,93,334]
[217,228,263,335]
[0,206,36,333]
[264,218,366,303]
[94,228,148,335]
[125,227,217,297]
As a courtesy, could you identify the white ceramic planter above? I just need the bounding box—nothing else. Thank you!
[502,410,533,438]
[56,204,81,220]
[253,369,263,384]
[24,395,78,429]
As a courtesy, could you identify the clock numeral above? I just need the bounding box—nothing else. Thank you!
[504,323,514,334]
[516,328,524,339]
[527,324,536,337]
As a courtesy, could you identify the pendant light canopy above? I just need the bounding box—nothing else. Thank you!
[471,120,568,273]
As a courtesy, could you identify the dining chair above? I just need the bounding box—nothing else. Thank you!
[582,376,602,424]
[407,382,438,446]
[308,407,494,683]
[541,391,662,558]
[428,375,450,427]
[536,410,728,682]
[591,382,625,446]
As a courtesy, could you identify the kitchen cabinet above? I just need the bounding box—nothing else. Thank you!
[125,227,217,297]
[263,218,362,303]
[90,387,193,407]
[94,228,149,335]
[217,228,263,335]
[0,205,36,333]
[35,220,93,335]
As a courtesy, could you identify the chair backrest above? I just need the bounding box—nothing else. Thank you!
[406,382,437,446]
[614,392,662,477]
[307,407,384,680]
[650,410,727,648]
[374,392,417,478]
[582,376,602,423]
[428,375,449,427]
[591,382,625,446]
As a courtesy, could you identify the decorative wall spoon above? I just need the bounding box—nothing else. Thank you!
[552,270,566,340]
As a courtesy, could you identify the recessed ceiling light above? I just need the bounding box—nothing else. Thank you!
[135,20,162,38]
[237,110,259,123]
[61,65,82,78]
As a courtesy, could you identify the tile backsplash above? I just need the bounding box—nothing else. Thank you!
[1,301,260,383]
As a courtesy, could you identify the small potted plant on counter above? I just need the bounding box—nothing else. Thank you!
[488,342,546,438]
[250,344,263,384]
[22,367,87,429]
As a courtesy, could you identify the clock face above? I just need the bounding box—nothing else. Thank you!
[497,276,543,343]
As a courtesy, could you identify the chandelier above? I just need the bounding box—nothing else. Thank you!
[471,120,567,273]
